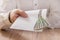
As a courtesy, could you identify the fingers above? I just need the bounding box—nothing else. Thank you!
[17,10,28,18]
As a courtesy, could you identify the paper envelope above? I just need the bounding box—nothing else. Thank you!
[10,9,47,32]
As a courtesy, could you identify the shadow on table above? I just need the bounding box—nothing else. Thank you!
[0,28,60,40]
[0,29,28,40]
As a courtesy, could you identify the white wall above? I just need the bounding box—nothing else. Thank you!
[0,0,3,8]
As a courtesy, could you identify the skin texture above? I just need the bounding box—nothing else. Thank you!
[10,9,28,23]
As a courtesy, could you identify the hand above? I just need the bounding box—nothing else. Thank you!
[10,9,28,23]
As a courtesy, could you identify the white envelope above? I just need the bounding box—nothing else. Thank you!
[10,9,47,32]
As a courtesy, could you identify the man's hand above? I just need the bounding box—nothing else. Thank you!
[10,9,28,23]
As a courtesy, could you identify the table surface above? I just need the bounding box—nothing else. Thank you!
[0,28,60,40]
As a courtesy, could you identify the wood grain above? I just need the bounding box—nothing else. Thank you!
[0,29,60,40]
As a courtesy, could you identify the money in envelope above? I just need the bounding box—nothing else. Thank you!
[10,9,48,32]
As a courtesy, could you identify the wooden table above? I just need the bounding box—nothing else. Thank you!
[0,29,60,40]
